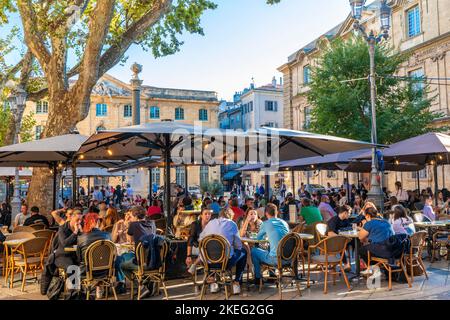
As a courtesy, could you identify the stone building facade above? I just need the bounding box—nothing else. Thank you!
[24,73,221,196]
[278,0,450,192]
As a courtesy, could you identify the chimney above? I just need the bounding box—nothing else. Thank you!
[272,76,277,87]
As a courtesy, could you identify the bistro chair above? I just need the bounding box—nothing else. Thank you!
[198,234,233,300]
[29,223,47,231]
[13,226,35,233]
[258,233,302,300]
[130,240,169,300]
[367,244,412,291]
[307,235,351,294]
[292,222,307,276]
[315,223,328,240]
[9,237,48,291]
[3,232,36,284]
[404,231,428,282]
[32,230,56,257]
[431,231,450,262]
[80,240,118,300]
[304,221,322,246]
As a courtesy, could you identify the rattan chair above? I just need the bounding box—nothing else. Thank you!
[129,240,169,300]
[367,244,412,291]
[32,230,56,258]
[80,240,118,300]
[198,234,233,300]
[307,235,351,294]
[404,231,428,282]
[258,233,302,300]
[304,221,322,246]
[13,226,35,233]
[315,223,328,240]
[29,223,47,231]
[431,230,450,262]
[3,232,36,285]
[9,237,48,291]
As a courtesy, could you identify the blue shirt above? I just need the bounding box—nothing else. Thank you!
[363,219,394,244]
[199,217,242,257]
[210,202,221,215]
[257,218,289,257]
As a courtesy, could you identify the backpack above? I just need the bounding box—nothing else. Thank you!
[46,276,64,300]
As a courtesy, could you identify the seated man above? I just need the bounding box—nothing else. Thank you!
[24,206,50,228]
[299,198,323,225]
[199,208,247,295]
[251,203,289,285]
[117,206,155,296]
[318,195,337,222]
[327,205,352,270]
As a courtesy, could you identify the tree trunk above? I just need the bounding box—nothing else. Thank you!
[27,93,85,212]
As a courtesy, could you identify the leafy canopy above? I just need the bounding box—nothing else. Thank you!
[307,37,442,145]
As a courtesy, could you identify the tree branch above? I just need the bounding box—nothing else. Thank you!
[17,0,51,69]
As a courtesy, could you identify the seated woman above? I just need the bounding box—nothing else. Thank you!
[239,209,263,238]
[111,211,132,244]
[76,213,111,275]
[146,199,162,220]
[186,208,212,274]
[358,207,396,266]
[51,208,73,226]
[390,205,415,236]
[101,207,119,231]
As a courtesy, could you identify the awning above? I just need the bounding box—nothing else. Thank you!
[222,171,241,181]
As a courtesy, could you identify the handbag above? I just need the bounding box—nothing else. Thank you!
[46,276,64,300]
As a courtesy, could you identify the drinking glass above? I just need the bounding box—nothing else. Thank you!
[352,223,357,232]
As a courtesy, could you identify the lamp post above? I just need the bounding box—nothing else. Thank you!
[349,0,391,211]
[7,86,27,227]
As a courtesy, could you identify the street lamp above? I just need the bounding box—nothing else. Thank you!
[7,86,27,228]
[349,0,391,211]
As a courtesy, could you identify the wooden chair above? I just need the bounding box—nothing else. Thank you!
[9,237,48,291]
[13,226,35,233]
[258,233,302,300]
[404,231,428,282]
[292,222,307,275]
[304,221,322,246]
[198,234,233,300]
[80,240,118,300]
[431,230,450,262]
[130,240,169,300]
[367,244,412,291]
[315,223,328,240]
[3,232,36,284]
[32,230,56,258]
[29,223,47,231]
[307,235,351,294]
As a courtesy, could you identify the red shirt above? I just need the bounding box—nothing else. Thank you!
[231,207,245,222]
[147,206,162,217]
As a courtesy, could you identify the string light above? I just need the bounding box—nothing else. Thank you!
[106,148,113,156]
[58,163,63,169]
[79,154,85,160]
[438,155,443,160]
[430,160,436,165]
[394,159,400,165]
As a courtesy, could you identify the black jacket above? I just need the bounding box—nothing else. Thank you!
[140,234,166,270]
[0,209,11,228]
[54,222,78,268]
[76,229,111,273]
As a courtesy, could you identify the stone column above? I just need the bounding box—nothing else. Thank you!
[130,63,143,125]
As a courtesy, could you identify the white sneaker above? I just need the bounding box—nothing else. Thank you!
[210,283,220,293]
[232,283,241,295]
[188,264,197,275]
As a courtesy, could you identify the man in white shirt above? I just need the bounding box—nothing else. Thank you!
[199,208,247,294]
[13,204,30,228]
[394,181,409,203]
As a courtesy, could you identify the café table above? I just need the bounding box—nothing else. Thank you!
[241,237,269,245]
[339,230,361,279]
[64,245,77,252]
[296,233,314,241]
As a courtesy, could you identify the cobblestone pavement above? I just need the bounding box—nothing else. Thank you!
[1,259,448,300]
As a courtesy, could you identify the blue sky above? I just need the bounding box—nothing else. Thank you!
[3,0,352,100]
[110,0,351,100]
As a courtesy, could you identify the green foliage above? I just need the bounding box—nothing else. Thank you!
[200,180,223,197]
[0,106,11,146]
[307,37,442,145]
[19,112,36,143]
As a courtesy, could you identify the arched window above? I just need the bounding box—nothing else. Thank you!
[150,106,160,119]
[175,107,184,120]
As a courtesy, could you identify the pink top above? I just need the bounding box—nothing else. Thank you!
[147,206,162,217]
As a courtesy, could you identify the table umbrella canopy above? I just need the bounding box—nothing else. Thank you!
[353,132,450,165]
[0,134,88,162]
[254,127,377,162]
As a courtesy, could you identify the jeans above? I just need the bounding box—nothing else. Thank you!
[251,247,278,279]
[210,248,247,284]
[116,252,137,282]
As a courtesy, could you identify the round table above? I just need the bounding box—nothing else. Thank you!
[241,237,269,244]
[64,245,77,252]
[339,230,361,278]
[414,220,450,259]
[296,233,314,241]
[4,239,29,247]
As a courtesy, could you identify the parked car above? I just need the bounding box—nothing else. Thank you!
[188,185,202,198]
[305,184,327,195]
